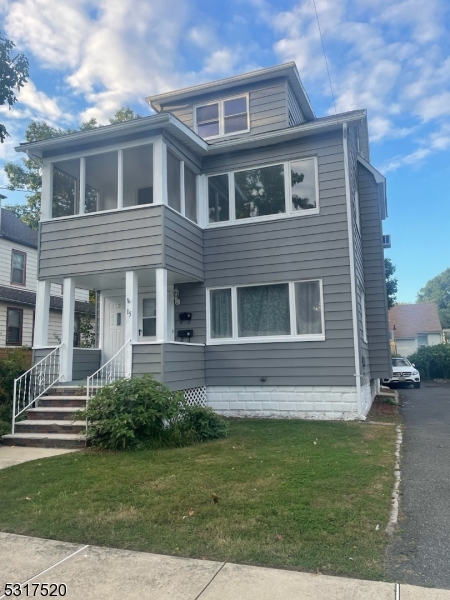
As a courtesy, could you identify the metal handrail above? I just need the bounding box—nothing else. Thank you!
[12,344,63,434]
[86,339,131,403]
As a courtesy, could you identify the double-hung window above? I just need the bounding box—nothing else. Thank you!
[196,95,249,139]
[208,280,324,343]
[207,157,318,225]
[6,307,23,345]
[11,250,26,285]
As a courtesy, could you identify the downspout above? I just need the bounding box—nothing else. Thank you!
[343,123,363,419]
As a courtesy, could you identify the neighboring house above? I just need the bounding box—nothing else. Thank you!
[389,303,443,357]
[0,205,93,352]
[12,61,391,423]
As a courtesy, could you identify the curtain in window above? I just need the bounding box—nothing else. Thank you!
[295,281,322,334]
[210,289,232,338]
[238,284,290,337]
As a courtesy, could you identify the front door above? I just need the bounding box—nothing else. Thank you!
[103,296,125,363]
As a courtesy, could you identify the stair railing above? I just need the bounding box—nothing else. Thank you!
[12,344,62,434]
[86,339,131,404]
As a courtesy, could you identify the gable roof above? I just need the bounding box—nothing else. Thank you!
[0,208,38,249]
[389,303,442,338]
[146,62,316,121]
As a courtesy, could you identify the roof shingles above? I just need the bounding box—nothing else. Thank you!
[389,303,442,339]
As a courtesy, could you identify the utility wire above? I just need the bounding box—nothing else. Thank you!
[0,186,29,192]
[312,0,339,121]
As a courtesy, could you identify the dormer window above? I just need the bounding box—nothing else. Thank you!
[195,95,249,139]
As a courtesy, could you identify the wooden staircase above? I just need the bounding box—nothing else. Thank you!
[2,386,91,449]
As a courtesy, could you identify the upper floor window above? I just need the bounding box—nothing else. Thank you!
[195,95,249,139]
[11,250,26,285]
[166,150,198,223]
[208,157,318,225]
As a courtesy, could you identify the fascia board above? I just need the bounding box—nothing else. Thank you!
[357,154,388,220]
[15,113,208,158]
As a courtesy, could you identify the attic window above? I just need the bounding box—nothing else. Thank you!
[195,95,249,139]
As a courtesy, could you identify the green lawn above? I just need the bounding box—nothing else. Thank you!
[0,420,396,580]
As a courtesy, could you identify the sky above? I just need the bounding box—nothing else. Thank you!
[0,0,449,303]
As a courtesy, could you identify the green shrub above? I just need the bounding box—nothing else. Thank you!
[0,348,30,438]
[407,344,450,380]
[78,375,228,450]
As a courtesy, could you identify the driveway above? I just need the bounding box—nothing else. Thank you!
[386,380,450,589]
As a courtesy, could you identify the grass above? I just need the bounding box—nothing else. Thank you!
[0,419,396,580]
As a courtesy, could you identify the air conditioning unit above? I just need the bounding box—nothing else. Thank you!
[382,234,391,248]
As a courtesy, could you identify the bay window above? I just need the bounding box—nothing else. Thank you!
[207,157,318,225]
[208,280,324,343]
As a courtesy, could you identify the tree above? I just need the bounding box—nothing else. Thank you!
[0,32,29,143]
[417,268,450,329]
[385,258,398,309]
[4,108,140,229]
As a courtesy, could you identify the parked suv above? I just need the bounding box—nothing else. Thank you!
[382,357,421,389]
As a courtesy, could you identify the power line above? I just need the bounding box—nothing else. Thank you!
[312,0,339,120]
[0,186,29,192]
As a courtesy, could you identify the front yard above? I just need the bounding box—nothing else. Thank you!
[0,419,396,580]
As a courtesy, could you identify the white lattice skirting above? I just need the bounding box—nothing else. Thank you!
[183,386,207,406]
[206,385,376,420]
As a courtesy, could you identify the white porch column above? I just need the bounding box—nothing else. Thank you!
[60,277,75,382]
[125,271,138,377]
[41,161,52,220]
[153,136,167,205]
[156,267,168,342]
[34,280,51,347]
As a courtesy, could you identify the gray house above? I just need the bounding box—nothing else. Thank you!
[5,62,391,447]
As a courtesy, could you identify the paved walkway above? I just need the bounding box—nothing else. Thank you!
[386,381,450,589]
[0,446,77,470]
[1,532,449,599]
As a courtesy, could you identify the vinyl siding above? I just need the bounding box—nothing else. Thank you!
[287,82,305,126]
[358,161,391,378]
[72,348,101,380]
[174,282,206,343]
[48,310,62,345]
[39,205,164,279]
[132,343,163,380]
[161,78,288,141]
[163,344,205,390]
[202,130,356,387]
[163,208,204,281]
[347,124,370,378]
[0,238,88,300]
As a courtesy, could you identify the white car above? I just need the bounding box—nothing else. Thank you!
[382,357,421,389]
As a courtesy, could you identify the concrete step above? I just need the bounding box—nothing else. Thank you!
[46,386,89,397]
[2,433,87,449]
[39,396,87,408]
[26,407,80,421]
[15,420,86,434]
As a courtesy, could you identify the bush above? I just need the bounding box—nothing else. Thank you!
[407,344,450,380]
[79,375,228,450]
[0,348,30,437]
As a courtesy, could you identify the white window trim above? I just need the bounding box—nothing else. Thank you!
[206,279,325,345]
[194,93,250,140]
[206,157,319,228]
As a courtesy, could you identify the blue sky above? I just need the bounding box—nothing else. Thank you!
[0,0,449,302]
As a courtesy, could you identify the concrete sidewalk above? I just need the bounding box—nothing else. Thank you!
[0,446,76,470]
[1,533,449,600]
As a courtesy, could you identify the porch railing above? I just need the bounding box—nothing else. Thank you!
[86,339,131,403]
[12,344,62,434]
